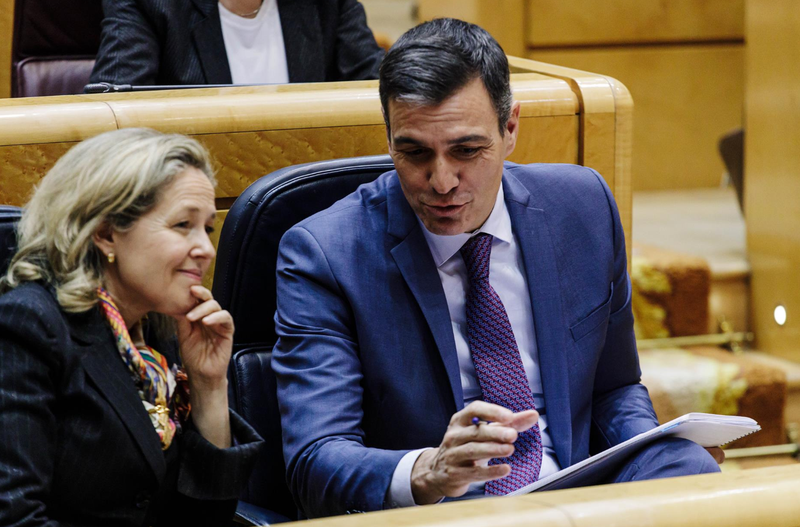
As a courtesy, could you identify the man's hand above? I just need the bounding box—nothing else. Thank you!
[705,447,725,464]
[410,401,538,505]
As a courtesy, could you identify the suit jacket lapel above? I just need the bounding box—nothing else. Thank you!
[278,0,324,82]
[189,0,233,84]
[386,175,464,410]
[504,172,573,469]
[69,309,167,482]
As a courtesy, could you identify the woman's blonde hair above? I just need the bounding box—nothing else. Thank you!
[0,128,215,312]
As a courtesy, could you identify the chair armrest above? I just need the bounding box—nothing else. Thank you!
[234,500,293,525]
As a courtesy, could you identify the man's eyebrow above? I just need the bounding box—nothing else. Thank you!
[392,134,491,146]
[447,134,490,145]
[392,136,424,147]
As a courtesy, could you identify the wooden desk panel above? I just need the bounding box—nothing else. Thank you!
[292,465,800,527]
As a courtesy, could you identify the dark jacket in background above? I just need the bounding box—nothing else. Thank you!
[90,0,384,86]
[0,282,264,527]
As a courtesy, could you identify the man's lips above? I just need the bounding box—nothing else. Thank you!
[423,202,467,217]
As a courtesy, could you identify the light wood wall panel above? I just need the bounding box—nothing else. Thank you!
[291,465,800,527]
[416,0,526,56]
[745,0,800,361]
[531,44,744,191]
[527,0,744,47]
[0,0,14,98]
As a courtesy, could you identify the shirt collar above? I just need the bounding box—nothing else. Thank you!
[419,184,513,268]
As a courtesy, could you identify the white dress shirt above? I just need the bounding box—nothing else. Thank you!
[218,0,290,85]
[387,186,561,507]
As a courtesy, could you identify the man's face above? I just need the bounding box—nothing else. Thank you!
[387,78,520,235]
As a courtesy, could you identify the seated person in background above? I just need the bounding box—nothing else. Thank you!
[0,128,263,526]
[90,0,384,87]
[272,18,722,518]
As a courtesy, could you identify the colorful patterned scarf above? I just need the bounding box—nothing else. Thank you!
[97,288,190,450]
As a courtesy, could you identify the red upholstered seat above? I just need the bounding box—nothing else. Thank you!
[11,0,103,97]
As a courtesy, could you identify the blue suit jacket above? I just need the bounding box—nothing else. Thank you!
[273,163,659,518]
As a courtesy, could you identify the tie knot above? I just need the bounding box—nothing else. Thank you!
[460,233,493,281]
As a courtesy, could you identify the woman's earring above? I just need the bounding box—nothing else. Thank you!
[107,252,115,264]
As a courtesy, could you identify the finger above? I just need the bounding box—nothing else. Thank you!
[447,422,518,447]
[201,310,235,334]
[190,285,214,302]
[471,463,512,483]
[433,464,512,498]
[454,401,515,427]
[439,461,512,490]
[509,410,539,432]
[186,299,222,322]
[447,441,515,465]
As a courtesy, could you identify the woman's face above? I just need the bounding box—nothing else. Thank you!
[100,167,217,323]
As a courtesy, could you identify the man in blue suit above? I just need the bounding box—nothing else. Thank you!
[272,18,721,519]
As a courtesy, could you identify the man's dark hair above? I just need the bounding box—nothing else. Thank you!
[379,18,512,135]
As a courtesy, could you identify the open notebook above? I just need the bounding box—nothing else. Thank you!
[508,413,760,496]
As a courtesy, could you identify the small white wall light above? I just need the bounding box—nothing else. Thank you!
[774,305,787,326]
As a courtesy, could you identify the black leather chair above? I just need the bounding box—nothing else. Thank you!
[213,155,395,522]
[0,206,23,275]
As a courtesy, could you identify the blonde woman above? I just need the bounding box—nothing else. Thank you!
[0,128,263,526]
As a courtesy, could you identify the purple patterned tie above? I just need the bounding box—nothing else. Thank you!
[460,233,543,495]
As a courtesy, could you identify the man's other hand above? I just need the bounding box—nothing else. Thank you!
[705,447,725,464]
[410,401,538,505]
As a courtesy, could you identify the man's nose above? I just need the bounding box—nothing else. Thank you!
[429,157,459,195]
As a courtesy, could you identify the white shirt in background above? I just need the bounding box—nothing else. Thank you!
[218,0,290,85]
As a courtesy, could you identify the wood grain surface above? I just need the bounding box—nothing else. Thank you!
[0,0,12,99]
[527,0,744,47]
[530,44,745,191]
[290,465,800,527]
[416,0,526,56]
[744,0,800,362]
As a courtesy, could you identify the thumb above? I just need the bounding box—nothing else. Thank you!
[510,410,539,432]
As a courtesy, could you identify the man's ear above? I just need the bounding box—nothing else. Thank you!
[92,222,115,261]
[504,101,522,158]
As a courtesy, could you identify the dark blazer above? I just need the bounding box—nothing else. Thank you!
[90,0,384,86]
[0,282,263,527]
[272,163,660,518]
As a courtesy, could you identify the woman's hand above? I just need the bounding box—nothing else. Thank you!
[175,285,233,448]
[176,285,234,389]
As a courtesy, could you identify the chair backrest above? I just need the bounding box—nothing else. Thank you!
[214,155,394,517]
[0,206,23,276]
[12,0,103,97]
[213,154,395,350]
